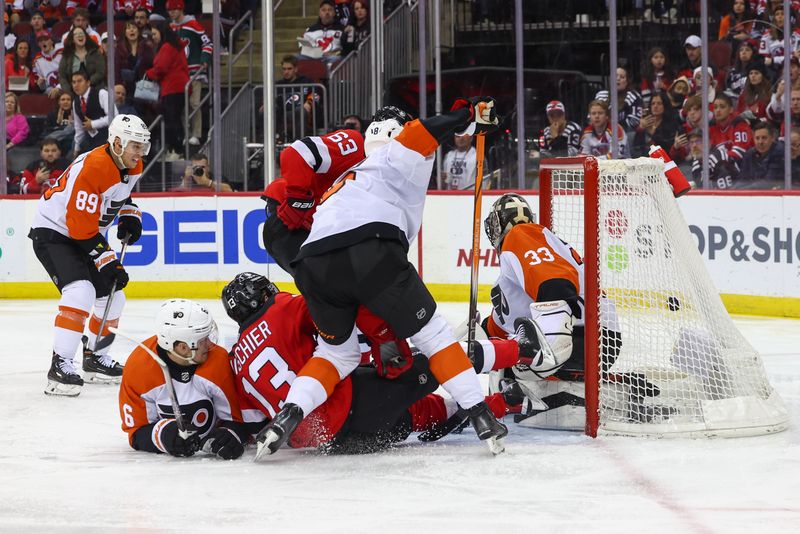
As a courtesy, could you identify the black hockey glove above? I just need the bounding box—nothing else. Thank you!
[158,419,201,457]
[202,427,245,460]
[94,250,129,290]
[116,201,142,244]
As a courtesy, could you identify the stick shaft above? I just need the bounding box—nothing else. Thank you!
[467,134,487,359]
[94,240,129,348]
[108,326,189,436]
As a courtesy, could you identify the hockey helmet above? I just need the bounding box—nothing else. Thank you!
[484,193,535,248]
[364,106,414,156]
[156,299,218,359]
[221,272,279,325]
[108,114,151,155]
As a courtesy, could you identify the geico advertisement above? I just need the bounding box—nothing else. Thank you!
[0,194,796,297]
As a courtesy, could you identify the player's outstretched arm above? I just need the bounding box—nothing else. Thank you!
[415,96,499,147]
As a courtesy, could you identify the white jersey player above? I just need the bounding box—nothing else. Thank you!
[29,114,149,396]
[254,98,509,457]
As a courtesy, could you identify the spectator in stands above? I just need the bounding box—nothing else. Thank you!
[725,39,763,103]
[579,99,629,158]
[33,31,63,99]
[19,11,48,56]
[36,2,65,25]
[641,46,674,106]
[707,93,753,187]
[168,0,212,146]
[758,6,798,77]
[539,100,581,157]
[342,114,363,132]
[299,0,345,64]
[115,20,155,104]
[594,66,643,136]
[790,127,800,179]
[766,84,800,136]
[442,133,477,190]
[70,69,116,155]
[736,63,772,122]
[5,92,30,151]
[739,121,785,186]
[134,7,154,41]
[273,55,316,137]
[18,138,70,195]
[334,0,353,26]
[3,13,14,53]
[43,91,74,153]
[632,91,680,157]
[58,27,106,92]
[342,0,370,55]
[60,8,101,47]
[114,84,137,115]
[5,40,36,91]
[671,94,704,163]
[677,35,703,80]
[719,0,756,45]
[146,20,189,162]
[115,0,146,20]
[173,153,234,192]
[666,76,691,110]
[693,66,718,105]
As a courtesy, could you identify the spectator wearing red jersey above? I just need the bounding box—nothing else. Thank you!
[5,40,36,91]
[33,31,63,98]
[146,20,189,160]
[19,138,70,195]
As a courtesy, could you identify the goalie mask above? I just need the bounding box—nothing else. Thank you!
[484,193,534,248]
[222,272,279,326]
[364,106,414,156]
[156,299,218,364]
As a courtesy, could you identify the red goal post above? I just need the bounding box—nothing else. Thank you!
[538,156,788,438]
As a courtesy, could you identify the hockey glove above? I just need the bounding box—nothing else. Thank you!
[157,419,201,457]
[450,96,499,136]
[116,201,142,244]
[202,426,245,460]
[94,250,129,290]
[373,339,414,379]
[277,191,315,231]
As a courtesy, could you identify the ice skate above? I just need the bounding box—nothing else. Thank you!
[467,401,508,455]
[82,337,123,383]
[44,352,83,397]
[254,403,304,461]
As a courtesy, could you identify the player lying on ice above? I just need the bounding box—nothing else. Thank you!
[255,96,510,456]
[222,273,548,456]
[119,299,249,460]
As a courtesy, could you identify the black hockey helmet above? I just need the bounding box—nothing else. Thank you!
[221,272,279,325]
[484,193,534,248]
[371,105,414,125]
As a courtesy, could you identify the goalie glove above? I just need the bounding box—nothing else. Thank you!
[512,301,574,380]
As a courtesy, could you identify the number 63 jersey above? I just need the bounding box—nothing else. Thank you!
[487,223,585,338]
[31,145,143,241]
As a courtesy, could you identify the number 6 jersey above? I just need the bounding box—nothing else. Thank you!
[487,223,585,338]
[31,144,143,241]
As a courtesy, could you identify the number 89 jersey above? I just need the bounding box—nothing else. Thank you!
[487,223,585,338]
[31,145,143,241]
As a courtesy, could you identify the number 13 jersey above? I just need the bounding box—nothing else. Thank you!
[487,223,585,337]
[31,144,143,241]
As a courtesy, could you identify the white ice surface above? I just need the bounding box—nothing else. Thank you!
[1,300,798,534]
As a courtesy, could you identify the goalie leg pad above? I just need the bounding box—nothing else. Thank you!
[512,301,575,380]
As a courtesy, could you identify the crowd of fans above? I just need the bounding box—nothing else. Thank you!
[537,0,800,188]
[3,0,256,194]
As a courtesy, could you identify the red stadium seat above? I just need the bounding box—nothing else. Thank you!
[96,20,125,39]
[13,22,33,39]
[51,20,72,41]
[709,40,733,72]
[296,59,328,83]
[19,93,57,117]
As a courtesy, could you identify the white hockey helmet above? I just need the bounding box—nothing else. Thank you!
[364,105,413,156]
[108,114,151,155]
[156,299,218,356]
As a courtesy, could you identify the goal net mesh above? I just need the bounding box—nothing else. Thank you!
[547,158,788,437]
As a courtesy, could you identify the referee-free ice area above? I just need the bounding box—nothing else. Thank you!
[1,299,798,534]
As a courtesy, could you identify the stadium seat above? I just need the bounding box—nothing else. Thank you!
[296,59,328,83]
[51,20,72,41]
[13,22,33,39]
[709,40,732,72]
[96,20,125,38]
[19,94,56,117]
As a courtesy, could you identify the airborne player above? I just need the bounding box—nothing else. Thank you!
[119,299,248,459]
[28,114,149,396]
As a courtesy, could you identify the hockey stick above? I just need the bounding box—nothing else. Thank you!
[108,326,194,440]
[93,237,130,351]
[466,133,487,360]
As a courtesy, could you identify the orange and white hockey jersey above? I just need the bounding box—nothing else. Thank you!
[31,144,143,241]
[119,336,243,447]
[487,223,584,338]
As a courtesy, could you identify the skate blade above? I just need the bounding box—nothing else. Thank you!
[44,381,82,397]
[253,430,279,462]
[487,436,506,455]
[83,372,121,384]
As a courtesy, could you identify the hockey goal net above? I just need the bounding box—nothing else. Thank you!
[538,157,788,438]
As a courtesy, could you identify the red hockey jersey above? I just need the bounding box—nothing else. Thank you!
[709,117,753,162]
[263,129,365,205]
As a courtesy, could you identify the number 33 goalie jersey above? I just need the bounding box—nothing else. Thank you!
[487,223,585,338]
